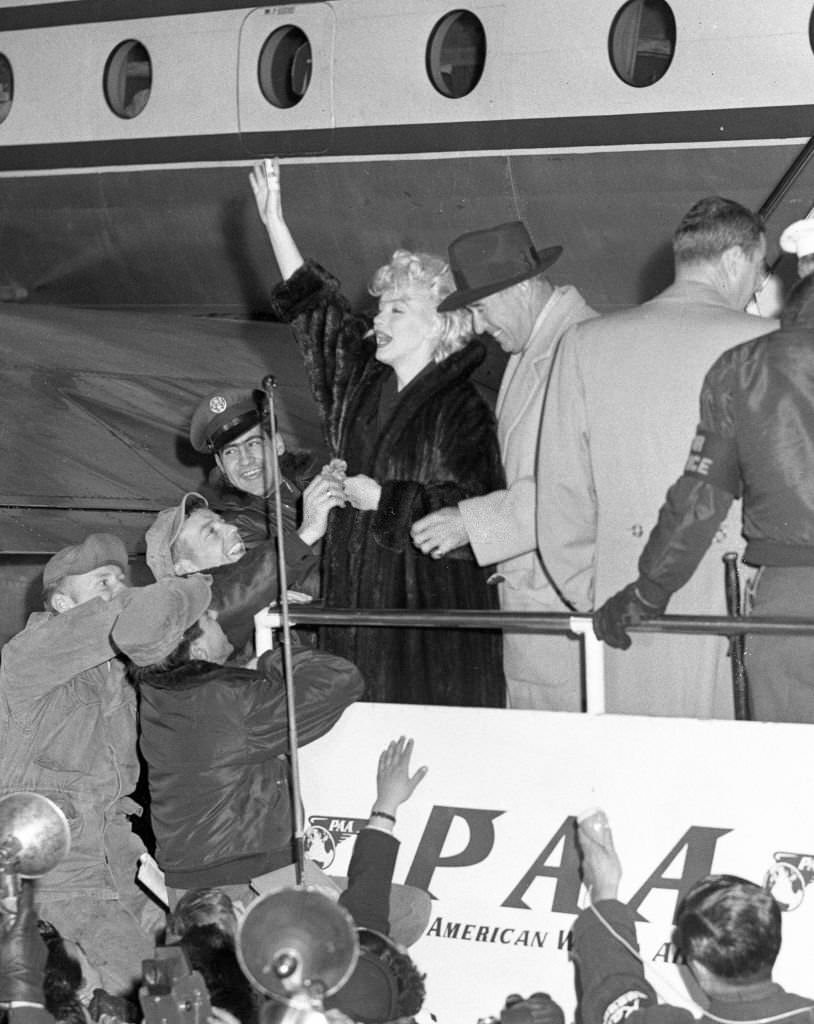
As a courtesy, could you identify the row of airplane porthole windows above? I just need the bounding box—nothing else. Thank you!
[0,0,801,127]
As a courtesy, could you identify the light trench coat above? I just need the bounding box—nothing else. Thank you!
[460,285,597,709]
[537,279,778,718]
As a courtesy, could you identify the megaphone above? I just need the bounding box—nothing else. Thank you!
[236,887,358,1003]
[0,791,71,922]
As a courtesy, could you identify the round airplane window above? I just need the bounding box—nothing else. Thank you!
[427,10,486,99]
[104,40,152,118]
[609,0,676,87]
[0,54,13,126]
[258,26,312,109]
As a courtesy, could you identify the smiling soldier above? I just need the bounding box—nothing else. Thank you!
[189,388,343,602]
[145,490,340,654]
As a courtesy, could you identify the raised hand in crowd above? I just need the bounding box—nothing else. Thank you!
[575,810,622,903]
[371,736,429,826]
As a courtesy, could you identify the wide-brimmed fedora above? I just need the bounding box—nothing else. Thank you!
[438,221,562,312]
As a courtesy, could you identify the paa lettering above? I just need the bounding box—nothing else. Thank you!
[327,818,359,833]
[652,942,684,964]
[405,807,730,920]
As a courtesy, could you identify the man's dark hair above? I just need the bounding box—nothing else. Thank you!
[675,874,781,981]
[673,196,765,265]
[378,942,426,1018]
[176,924,258,1024]
[128,619,203,685]
[359,929,426,1019]
[166,887,239,942]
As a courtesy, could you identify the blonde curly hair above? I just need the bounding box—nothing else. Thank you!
[369,249,473,362]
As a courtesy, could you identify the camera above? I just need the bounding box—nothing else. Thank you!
[139,947,212,1024]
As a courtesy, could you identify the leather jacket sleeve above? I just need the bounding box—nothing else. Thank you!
[208,540,318,650]
[636,352,739,604]
[257,646,365,746]
[636,476,734,604]
[572,900,689,1024]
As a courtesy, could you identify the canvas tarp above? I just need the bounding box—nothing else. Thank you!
[0,301,326,641]
[0,301,326,554]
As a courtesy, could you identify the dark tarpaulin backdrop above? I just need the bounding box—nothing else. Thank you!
[0,300,502,645]
[0,301,328,643]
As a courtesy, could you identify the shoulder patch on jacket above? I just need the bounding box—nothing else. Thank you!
[682,430,740,496]
[602,989,653,1024]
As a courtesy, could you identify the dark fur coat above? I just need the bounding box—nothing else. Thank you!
[271,260,506,706]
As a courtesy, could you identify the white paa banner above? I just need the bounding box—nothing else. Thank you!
[298,706,814,1023]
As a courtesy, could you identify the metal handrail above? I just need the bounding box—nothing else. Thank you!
[257,606,814,635]
[254,606,814,716]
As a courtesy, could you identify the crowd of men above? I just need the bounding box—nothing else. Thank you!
[2,191,814,1021]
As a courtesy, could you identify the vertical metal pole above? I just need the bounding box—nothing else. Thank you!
[724,552,752,721]
[262,375,305,886]
[570,616,606,714]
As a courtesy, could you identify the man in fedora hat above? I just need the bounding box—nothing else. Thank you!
[411,220,597,709]
[537,196,778,719]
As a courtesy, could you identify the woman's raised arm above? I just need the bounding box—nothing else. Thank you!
[249,157,304,280]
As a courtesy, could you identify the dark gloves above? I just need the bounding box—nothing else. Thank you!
[501,993,565,1024]
[593,581,667,650]
[0,881,47,1005]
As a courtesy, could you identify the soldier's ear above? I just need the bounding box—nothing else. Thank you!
[173,558,196,576]
[189,637,207,661]
[51,592,74,613]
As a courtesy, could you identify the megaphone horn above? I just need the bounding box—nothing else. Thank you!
[237,887,359,1000]
[0,791,71,877]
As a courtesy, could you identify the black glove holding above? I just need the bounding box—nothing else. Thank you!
[593,581,667,650]
[0,880,47,1005]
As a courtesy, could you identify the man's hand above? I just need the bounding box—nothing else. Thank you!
[374,736,428,818]
[411,507,470,558]
[298,474,346,545]
[577,814,622,903]
[501,992,565,1024]
[0,880,47,1005]
[343,474,381,511]
[593,581,666,650]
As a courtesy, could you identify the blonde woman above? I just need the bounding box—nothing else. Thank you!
[250,159,505,706]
